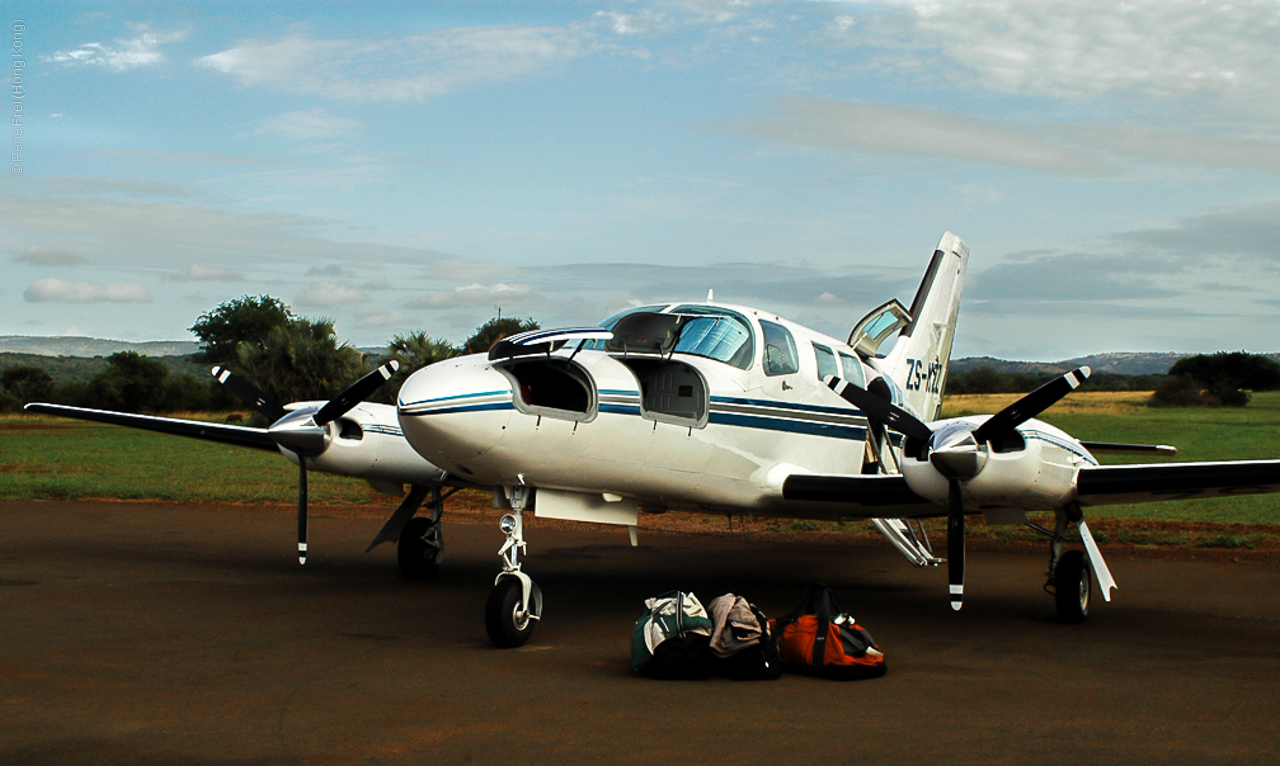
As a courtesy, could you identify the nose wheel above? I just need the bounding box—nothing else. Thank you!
[485,485,542,648]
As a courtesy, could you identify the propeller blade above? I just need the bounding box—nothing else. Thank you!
[825,376,933,441]
[313,361,400,426]
[211,366,286,422]
[948,479,965,611]
[297,457,308,565]
[972,366,1091,444]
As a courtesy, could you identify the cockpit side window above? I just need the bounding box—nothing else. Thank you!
[838,351,866,388]
[760,320,799,376]
[813,343,838,382]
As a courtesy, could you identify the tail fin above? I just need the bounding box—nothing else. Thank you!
[882,232,968,422]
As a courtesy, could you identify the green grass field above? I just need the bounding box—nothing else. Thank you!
[3,392,1279,527]
[0,412,386,508]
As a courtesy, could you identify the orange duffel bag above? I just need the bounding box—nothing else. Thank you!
[772,583,886,680]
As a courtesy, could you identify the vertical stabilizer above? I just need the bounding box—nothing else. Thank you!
[882,232,968,421]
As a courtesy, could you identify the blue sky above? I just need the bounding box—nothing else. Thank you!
[4,1,1280,360]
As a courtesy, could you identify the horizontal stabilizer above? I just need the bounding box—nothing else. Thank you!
[1077,460,1280,505]
[24,403,278,452]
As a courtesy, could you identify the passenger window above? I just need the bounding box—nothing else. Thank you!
[812,343,838,382]
[839,352,866,388]
[760,320,799,376]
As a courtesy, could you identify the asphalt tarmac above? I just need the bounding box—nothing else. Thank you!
[2,501,1277,765]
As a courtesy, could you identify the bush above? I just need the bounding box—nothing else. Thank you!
[1150,374,1209,407]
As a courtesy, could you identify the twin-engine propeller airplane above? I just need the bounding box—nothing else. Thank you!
[395,231,1280,646]
[27,231,1280,650]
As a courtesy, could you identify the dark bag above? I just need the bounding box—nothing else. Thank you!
[705,593,781,680]
[631,591,714,680]
[773,583,886,680]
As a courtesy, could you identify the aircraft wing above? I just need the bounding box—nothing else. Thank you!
[24,403,279,452]
[781,474,939,517]
[1076,460,1280,505]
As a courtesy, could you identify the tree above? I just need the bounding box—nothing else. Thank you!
[189,295,295,365]
[463,316,539,355]
[388,331,458,371]
[375,331,459,404]
[1,365,55,408]
[235,317,363,404]
[1162,352,1280,407]
[91,352,172,413]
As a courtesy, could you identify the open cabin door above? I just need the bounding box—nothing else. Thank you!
[848,299,911,358]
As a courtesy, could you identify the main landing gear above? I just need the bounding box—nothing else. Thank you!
[485,485,543,648]
[398,488,445,580]
[366,485,453,580]
[1039,504,1093,624]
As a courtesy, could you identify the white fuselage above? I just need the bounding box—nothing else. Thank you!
[397,303,882,516]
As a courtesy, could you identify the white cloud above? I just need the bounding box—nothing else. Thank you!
[828,1,1280,118]
[305,263,351,278]
[24,278,152,303]
[293,283,368,308]
[727,97,1280,174]
[163,263,244,282]
[255,107,362,141]
[409,282,533,308]
[353,307,409,328]
[0,187,456,270]
[13,247,88,266]
[729,97,1111,174]
[196,24,604,101]
[46,26,188,72]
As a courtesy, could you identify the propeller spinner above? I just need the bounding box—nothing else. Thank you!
[827,367,1091,610]
[212,360,400,564]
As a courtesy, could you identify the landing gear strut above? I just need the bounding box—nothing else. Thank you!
[398,487,445,580]
[485,485,542,648]
[1042,504,1092,624]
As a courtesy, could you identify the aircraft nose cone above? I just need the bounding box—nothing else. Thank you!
[397,356,514,473]
[268,409,329,455]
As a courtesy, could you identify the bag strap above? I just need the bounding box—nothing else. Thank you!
[811,586,831,667]
[825,587,851,622]
[780,582,822,626]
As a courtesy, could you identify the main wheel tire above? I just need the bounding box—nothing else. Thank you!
[397,517,440,580]
[1055,549,1092,624]
[485,578,535,648]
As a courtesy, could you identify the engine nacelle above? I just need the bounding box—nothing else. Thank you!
[901,417,1083,511]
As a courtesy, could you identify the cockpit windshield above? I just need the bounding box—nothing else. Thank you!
[595,304,755,370]
[668,305,754,370]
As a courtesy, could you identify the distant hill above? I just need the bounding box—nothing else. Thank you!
[952,352,1280,377]
[0,336,199,357]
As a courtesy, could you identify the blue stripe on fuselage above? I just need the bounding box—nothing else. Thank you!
[710,395,866,419]
[708,411,867,441]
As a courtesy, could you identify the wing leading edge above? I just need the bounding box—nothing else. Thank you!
[781,474,938,517]
[1076,460,1280,505]
[24,403,278,452]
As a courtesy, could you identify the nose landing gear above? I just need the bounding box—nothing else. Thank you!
[485,485,542,648]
